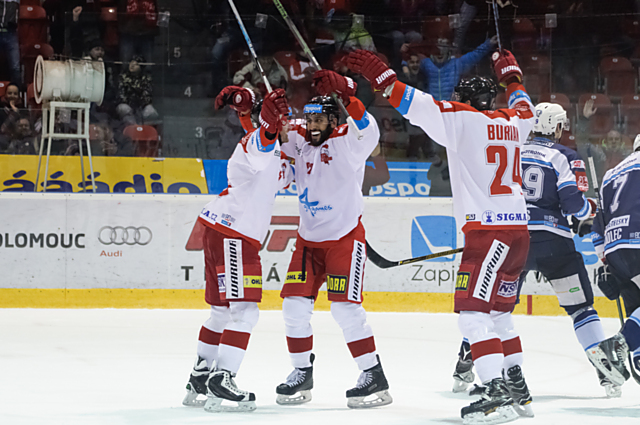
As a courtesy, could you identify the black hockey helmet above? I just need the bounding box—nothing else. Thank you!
[453,77,497,111]
[303,96,340,121]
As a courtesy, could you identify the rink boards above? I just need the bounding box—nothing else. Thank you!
[0,193,620,316]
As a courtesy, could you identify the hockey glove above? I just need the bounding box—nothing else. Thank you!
[215,86,255,114]
[571,216,594,237]
[491,49,523,87]
[312,70,357,106]
[260,88,289,136]
[347,50,397,92]
[597,265,621,301]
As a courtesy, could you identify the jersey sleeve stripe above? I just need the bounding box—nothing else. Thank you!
[256,128,277,153]
[396,85,416,116]
[602,164,640,187]
[388,81,408,109]
[345,96,366,121]
[573,198,590,220]
[522,158,558,174]
[558,181,577,189]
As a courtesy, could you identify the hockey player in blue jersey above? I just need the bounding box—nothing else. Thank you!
[453,102,619,397]
[587,135,640,388]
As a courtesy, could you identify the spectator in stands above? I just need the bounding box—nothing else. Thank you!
[70,5,105,61]
[399,53,425,91]
[0,83,23,135]
[427,147,452,197]
[117,0,158,64]
[1,117,37,155]
[116,56,158,125]
[0,0,21,85]
[402,36,498,101]
[232,53,289,99]
[362,144,390,196]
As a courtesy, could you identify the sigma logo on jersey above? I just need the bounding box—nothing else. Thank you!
[455,272,470,291]
[473,240,510,302]
[487,124,520,141]
[327,275,347,294]
[411,216,457,262]
[224,239,244,299]
[482,210,528,225]
[497,277,519,298]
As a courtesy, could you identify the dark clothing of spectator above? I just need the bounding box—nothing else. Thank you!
[117,0,159,63]
[362,155,390,196]
[0,95,24,135]
[116,56,158,125]
[0,0,21,84]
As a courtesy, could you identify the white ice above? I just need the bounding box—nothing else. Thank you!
[1,309,639,424]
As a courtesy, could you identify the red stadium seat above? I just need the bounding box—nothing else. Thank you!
[22,43,54,86]
[124,125,161,157]
[578,93,615,138]
[600,57,637,98]
[18,6,48,52]
[0,81,10,98]
[100,7,119,49]
[620,93,640,137]
[422,16,451,41]
[512,18,537,53]
[520,54,550,98]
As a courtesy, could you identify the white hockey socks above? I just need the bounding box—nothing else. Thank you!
[459,311,504,383]
[197,305,231,369]
[331,302,378,370]
[283,296,315,368]
[216,302,259,375]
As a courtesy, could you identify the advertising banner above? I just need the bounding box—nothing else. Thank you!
[0,155,208,194]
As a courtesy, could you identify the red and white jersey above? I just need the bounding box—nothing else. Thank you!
[388,81,535,233]
[281,97,379,242]
[199,116,294,248]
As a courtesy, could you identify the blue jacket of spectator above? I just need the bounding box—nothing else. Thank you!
[418,38,494,101]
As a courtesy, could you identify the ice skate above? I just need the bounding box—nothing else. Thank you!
[182,356,210,407]
[453,341,475,393]
[276,353,314,405]
[504,365,533,418]
[461,378,518,425]
[597,367,622,398]
[346,355,393,409]
[204,370,256,412]
[586,332,630,386]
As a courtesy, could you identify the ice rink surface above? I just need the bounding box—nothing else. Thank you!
[1,309,640,425]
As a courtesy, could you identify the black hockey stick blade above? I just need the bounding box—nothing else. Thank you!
[366,241,463,269]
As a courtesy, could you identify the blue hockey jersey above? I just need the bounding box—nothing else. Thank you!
[592,151,640,256]
[521,137,592,238]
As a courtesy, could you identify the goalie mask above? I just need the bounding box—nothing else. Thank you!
[533,102,567,137]
[304,96,340,146]
[453,77,497,111]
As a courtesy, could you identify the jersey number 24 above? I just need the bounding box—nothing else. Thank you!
[486,145,522,196]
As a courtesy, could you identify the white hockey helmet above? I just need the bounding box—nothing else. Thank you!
[533,102,567,135]
[634,134,640,152]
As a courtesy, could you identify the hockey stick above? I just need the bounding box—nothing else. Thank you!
[491,0,503,51]
[587,156,640,384]
[228,0,273,93]
[272,0,363,140]
[366,240,463,269]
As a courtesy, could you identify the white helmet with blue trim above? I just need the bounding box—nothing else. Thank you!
[533,102,567,135]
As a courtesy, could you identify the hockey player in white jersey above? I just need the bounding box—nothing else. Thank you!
[587,135,640,388]
[348,49,534,424]
[454,102,617,397]
[275,69,392,409]
[182,86,292,412]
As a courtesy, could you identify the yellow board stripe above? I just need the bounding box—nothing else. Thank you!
[0,288,626,317]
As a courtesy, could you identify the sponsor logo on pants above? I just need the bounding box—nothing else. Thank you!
[473,240,510,302]
[348,241,365,302]
[224,239,244,299]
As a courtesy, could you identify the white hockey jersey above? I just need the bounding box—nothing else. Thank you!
[199,120,294,248]
[388,81,535,233]
[281,97,379,242]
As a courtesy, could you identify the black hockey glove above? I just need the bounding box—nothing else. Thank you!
[571,216,593,237]
[597,265,621,300]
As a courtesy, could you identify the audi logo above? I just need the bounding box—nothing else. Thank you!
[98,226,153,246]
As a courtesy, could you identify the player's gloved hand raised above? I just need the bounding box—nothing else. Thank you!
[571,216,593,237]
[491,49,522,87]
[597,265,621,300]
[215,86,255,114]
[260,88,289,135]
[347,50,397,92]
[312,70,357,106]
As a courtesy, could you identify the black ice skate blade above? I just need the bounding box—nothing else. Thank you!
[462,405,519,425]
[347,390,393,409]
[276,390,312,405]
[204,396,257,413]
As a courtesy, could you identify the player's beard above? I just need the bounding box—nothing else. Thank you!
[307,124,333,147]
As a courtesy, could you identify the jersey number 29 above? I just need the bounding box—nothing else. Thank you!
[486,145,522,196]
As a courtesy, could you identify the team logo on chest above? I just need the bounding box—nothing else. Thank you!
[320,144,333,165]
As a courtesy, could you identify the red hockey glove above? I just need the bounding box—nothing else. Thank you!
[491,49,523,87]
[215,86,255,114]
[312,70,357,106]
[347,50,397,92]
[587,198,598,218]
[260,88,289,135]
